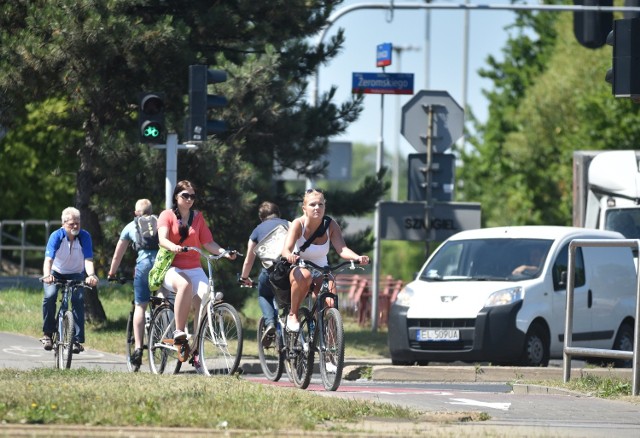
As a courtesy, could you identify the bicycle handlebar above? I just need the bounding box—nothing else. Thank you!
[39,277,91,288]
[182,246,243,260]
[292,258,363,274]
[107,276,132,285]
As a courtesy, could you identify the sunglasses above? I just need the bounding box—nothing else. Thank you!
[179,192,196,201]
[305,188,324,194]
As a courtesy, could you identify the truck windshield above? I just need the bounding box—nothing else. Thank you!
[604,209,640,239]
[420,238,554,281]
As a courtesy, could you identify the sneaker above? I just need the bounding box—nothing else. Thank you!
[261,323,276,348]
[41,334,53,351]
[131,348,143,367]
[72,342,84,354]
[325,361,337,374]
[173,329,187,342]
[286,317,300,333]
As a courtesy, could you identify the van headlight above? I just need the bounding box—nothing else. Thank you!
[394,285,414,307]
[484,286,524,307]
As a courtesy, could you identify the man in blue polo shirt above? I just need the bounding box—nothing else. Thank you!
[41,207,99,353]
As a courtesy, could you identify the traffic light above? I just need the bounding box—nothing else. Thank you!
[138,93,165,144]
[573,0,613,49]
[186,64,227,142]
[606,18,640,97]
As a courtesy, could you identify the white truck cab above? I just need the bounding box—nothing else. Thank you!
[388,226,637,367]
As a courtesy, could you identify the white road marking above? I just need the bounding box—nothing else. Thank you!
[448,397,511,411]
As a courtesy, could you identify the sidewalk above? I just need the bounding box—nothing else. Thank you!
[242,356,634,389]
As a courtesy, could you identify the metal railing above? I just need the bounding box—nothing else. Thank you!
[563,239,640,396]
[0,220,59,276]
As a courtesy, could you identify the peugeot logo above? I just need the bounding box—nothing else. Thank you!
[441,296,457,303]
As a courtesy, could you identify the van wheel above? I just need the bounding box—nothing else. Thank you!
[612,322,634,368]
[521,323,549,367]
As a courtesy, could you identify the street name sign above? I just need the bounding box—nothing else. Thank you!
[376,42,392,67]
[352,72,414,95]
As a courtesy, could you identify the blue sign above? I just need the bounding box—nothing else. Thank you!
[352,72,414,95]
[376,42,392,67]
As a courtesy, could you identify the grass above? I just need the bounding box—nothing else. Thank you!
[0,368,416,430]
[0,283,391,359]
[0,285,415,432]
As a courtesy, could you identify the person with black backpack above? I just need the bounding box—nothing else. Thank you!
[107,199,159,367]
[281,188,369,332]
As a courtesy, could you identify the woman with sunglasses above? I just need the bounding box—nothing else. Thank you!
[281,188,369,332]
[157,180,236,341]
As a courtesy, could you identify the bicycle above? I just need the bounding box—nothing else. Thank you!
[274,258,363,391]
[39,277,90,369]
[107,276,168,372]
[148,247,244,376]
[237,276,291,382]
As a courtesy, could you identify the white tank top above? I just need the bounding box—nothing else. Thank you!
[294,221,330,267]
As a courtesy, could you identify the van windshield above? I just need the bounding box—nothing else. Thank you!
[420,238,554,281]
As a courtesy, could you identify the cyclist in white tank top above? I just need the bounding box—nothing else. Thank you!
[281,189,370,332]
[294,219,330,267]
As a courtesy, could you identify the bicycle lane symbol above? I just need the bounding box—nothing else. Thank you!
[3,345,109,361]
[3,345,47,358]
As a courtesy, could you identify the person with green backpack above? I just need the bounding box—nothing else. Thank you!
[156,180,236,342]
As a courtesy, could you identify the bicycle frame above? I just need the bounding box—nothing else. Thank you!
[148,246,243,376]
[45,278,87,369]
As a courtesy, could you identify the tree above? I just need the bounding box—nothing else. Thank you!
[0,1,384,316]
[460,8,640,228]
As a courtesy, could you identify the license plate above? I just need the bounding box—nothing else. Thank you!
[417,329,459,341]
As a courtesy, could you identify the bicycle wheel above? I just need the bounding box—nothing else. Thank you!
[125,307,137,372]
[257,317,284,381]
[318,307,345,391]
[52,331,61,370]
[198,302,243,376]
[287,307,314,389]
[60,311,74,369]
[148,306,180,374]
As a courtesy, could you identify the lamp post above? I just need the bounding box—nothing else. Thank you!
[392,45,420,201]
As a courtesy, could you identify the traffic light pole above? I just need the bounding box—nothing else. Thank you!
[153,133,198,209]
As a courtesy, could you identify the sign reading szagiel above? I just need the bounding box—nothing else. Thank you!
[378,201,481,242]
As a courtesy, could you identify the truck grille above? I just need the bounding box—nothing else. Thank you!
[407,318,475,328]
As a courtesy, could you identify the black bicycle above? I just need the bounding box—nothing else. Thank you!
[274,259,363,391]
[40,277,89,369]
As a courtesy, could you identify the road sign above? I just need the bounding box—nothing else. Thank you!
[378,201,481,242]
[376,42,392,67]
[401,90,464,153]
[408,153,455,202]
[276,141,352,181]
[352,72,414,95]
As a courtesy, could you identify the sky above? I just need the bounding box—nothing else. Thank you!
[314,0,534,159]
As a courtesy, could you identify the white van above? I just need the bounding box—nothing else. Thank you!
[388,226,637,367]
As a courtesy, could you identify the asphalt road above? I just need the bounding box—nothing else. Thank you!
[2,331,640,437]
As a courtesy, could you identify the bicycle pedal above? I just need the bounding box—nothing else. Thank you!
[177,344,190,363]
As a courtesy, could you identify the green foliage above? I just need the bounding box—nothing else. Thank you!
[460,7,640,228]
[0,99,80,219]
[0,1,389,312]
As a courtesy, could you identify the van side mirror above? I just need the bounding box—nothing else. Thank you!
[559,271,567,287]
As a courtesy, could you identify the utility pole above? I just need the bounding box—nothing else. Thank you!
[392,45,420,201]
